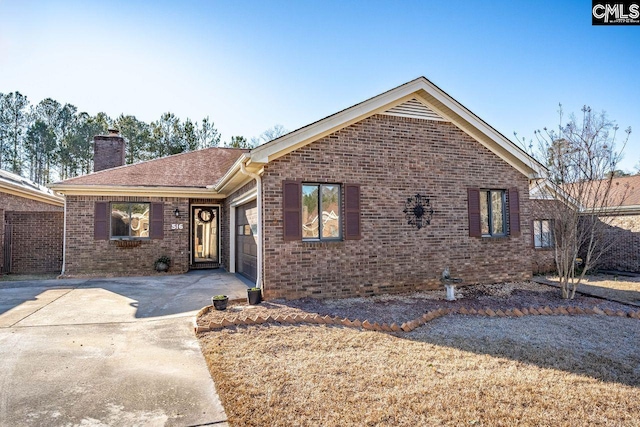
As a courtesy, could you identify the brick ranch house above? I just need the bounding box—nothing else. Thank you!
[51,76,562,300]
[528,174,640,275]
[582,175,640,273]
[1,169,64,274]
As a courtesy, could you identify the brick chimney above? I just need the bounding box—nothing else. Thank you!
[94,129,125,172]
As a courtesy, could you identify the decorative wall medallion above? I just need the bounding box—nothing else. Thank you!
[403,193,434,230]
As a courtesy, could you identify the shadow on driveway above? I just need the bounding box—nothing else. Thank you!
[0,270,240,426]
[0,269,250,327]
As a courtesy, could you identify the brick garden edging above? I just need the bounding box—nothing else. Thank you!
[195,304,640,334]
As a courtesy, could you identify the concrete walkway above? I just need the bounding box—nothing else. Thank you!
[0,270,250,426]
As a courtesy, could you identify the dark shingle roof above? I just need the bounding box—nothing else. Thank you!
[57,147,248,188]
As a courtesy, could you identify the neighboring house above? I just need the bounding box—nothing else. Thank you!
[0,169,64,274]
[52,77,549,299]
[590,175,640,273]
[528,175,640,275]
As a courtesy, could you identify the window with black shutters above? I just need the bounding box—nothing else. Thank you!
[94,201,164,240]
[468,187,520,238]
[282,181,361,241]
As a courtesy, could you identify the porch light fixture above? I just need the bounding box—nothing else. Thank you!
[403,193,434,230]
[174,208,180,218]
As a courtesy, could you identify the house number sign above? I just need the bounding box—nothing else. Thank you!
[171,223,184,230]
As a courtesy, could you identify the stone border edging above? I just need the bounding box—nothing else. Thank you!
[195,304,640,334]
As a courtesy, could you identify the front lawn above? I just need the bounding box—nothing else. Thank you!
[199,315,640,426]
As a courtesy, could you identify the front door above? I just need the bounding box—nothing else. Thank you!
[191,206,219,268]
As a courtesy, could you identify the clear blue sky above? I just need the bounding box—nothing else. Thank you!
[1,0,638,170]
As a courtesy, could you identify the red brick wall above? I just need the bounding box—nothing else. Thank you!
[528,199,640,274]
[0,191,62,273]
[5,211,63,274]
[63,196,190,276]
[93,135,125,172]
[260,114,533,300]
[0,208,4,273]
[598,213,640,272]
[530,199,559,274]
[0,192,62,212]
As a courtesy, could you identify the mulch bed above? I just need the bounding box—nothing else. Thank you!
[197,281,635,327]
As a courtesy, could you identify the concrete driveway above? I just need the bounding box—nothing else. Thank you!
[0,270,250,427]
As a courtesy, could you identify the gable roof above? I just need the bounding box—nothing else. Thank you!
[51,147,248,197]
[0,169,64,206]
[52,76,548,198]
[249,76,547,179]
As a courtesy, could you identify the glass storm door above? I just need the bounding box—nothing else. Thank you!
[192,206,219,265]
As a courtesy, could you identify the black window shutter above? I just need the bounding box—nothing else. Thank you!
[509,187,521,237]
[344,184,362,240]
[94,202,109,240]
[467,188,481,237]
[282,180,301,241]
[150,203,164,239]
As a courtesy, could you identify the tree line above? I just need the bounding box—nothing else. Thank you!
[0,91,286,185]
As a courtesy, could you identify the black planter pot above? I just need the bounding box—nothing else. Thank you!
[212,296,228,311]
[247,288,262,305]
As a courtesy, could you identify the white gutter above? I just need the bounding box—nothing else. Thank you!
[0,181,64,206]
[60,196,67,277]
[239,161,263,290]
[209,154,247,190]
[50,184,224,198]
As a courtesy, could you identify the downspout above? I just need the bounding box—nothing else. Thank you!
[239,162,263,289]
[60,195,67,277]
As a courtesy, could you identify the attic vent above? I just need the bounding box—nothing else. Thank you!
[381,98,447,121]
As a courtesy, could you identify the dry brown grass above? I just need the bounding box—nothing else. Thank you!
[573,274,640,292]
[200,316,640,426]
[545,274,640,305]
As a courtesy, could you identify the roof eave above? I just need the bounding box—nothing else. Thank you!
[582,205,640,215]
[248,77,547,179]
[249,82,424,164]
[213,154,264,195]
[412,88,546,179]
[0,181,64,206]
[49,184,226,199]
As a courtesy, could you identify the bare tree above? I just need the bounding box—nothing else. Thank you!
[250,124,288,147]
[518,105,632,299]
